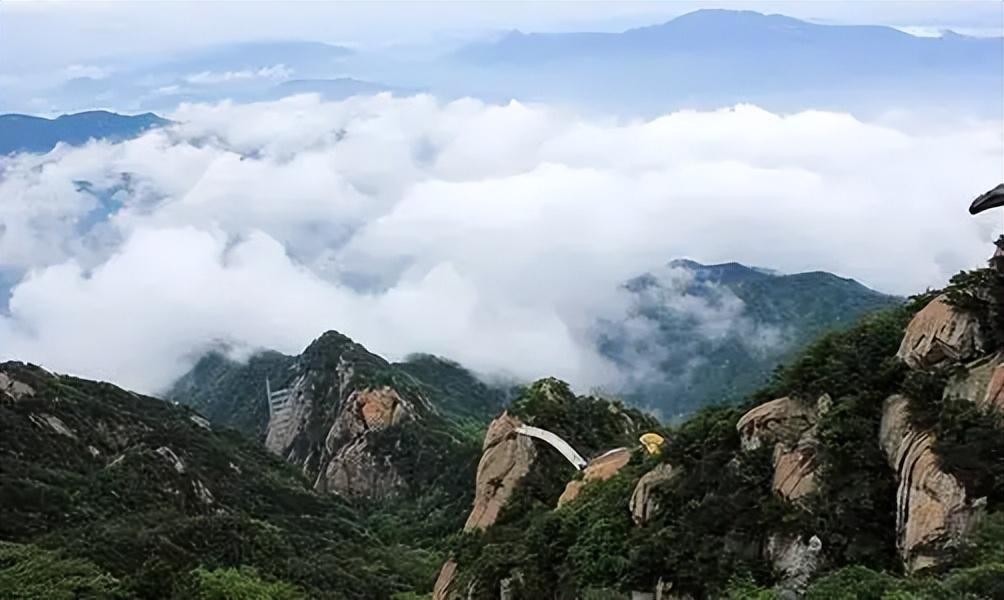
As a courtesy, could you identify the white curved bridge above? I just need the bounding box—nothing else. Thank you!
[515,425,588,470]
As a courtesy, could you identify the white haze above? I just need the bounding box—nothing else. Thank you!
[0,94,1000,393]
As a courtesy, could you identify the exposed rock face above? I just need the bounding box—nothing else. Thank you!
[737,396,821,503]
[155,446,186,473]
[737,397,815,451]
[897,295,983,370]
[260,333,430,498]
[29,413,77,439]
[630,463,677,525]
[558,447,632,507]
[767,534,823,599]
[433,412,538,600]
[465,411,537,530]
[986,363,1004,413]
[944,353,1004,414]
[0,371,35,400]
[315,387,411,496]
[880,395,979,572]
[772,440,818,503]
[432,560,460,600]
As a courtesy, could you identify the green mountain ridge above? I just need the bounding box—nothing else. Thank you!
[438,266,1004,599]
[0,362,412,598]
[0,111,169,155]
[2,265,1000,599]
[600,259,901,417]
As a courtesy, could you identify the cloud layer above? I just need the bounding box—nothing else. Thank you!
[0,94,1000,393]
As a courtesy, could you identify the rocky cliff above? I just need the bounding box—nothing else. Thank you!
[433,411,538,599]
[737,395,824,503]
[171,331,506,498]
[253,332,435,497]
[879,395,978,573]
[434,379,657,599]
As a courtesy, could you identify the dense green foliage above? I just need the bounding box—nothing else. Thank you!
[451,269,1002,598]
[6,268,1002,599]
[0,362,418,598]
[166,350,296,439]
[0,541,126,599]
[944,267,1004,348]
[452,398,787,598]
[394,354,514,422]
[186,566,303,600]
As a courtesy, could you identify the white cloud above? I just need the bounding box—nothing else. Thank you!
[184,64,293,85]
[63,64,112,80]
[0,95,1000,393]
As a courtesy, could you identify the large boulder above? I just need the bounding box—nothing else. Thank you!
[880,395,981,572]
[465,411,538,530]
[630,463,677,525]
[737,397,815,451]
[557,447,632,507]
[737,396,821,503]
[897,295,983,370]
[0,370,36,401]
[433,412,538,599]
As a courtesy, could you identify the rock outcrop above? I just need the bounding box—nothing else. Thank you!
[630,463,677,525]
[0,371,35,400]
[897,295,983,370]
[315,387,412,496]
[737,397,815,452]
[465,411,537,530]
[986,363,1004,413]
[766,534,823,599]
[433,561,461,600]
[259,333,432,498]
[879,394,980,572]
[433,411,539,599]
[557,447,632,507]
[944,353,1004,414]
[737,395,823,503]
[771,438,819,503]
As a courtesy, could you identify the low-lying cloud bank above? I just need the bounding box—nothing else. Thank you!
[0,94,1000,393]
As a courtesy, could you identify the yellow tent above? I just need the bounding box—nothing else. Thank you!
[639,432,665,455]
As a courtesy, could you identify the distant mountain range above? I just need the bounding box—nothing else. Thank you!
[444,9,1002,115]
[597,259,900,418]
[3,10,999,116]
[0,110,168,155]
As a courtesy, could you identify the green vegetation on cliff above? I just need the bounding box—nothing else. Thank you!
[449,267,1004,599]
[0,362,416,598]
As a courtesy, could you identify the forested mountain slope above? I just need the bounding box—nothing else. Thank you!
[600,260,900,418]
[0,362,421,598]
[435,266,1004,599]
[4,266,999,599]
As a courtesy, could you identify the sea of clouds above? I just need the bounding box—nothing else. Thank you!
[0,93,1001,393]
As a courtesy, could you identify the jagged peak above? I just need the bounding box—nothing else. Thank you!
[301,330,386,365]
